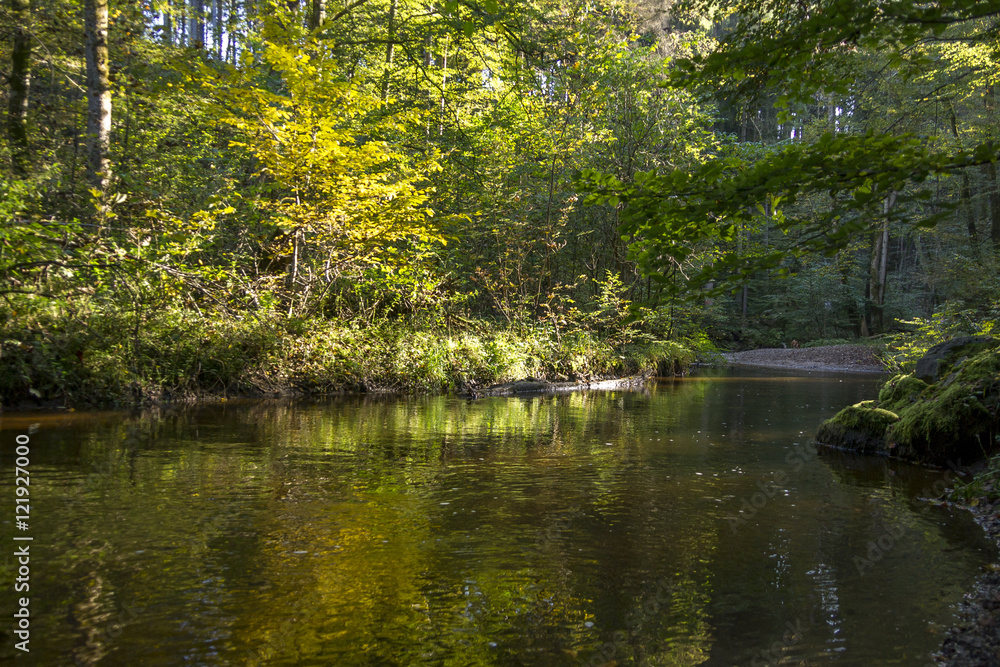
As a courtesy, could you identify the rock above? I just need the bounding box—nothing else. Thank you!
[913,336,998,383]
[878,373,929,413]
[887,347,1000,465]
[816,401,900,454]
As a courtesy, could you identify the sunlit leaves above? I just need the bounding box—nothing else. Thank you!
[200,24,445,276]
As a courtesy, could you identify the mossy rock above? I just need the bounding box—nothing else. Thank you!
[816,401,900,454]
[887,347,1000,465]
[877,373,929,413]
[913,335,998,383]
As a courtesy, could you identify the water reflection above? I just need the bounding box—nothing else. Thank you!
[0,368,994,665]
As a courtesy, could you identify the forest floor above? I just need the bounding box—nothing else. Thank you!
[721,344,888,372]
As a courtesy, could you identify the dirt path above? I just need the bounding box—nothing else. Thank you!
[722,344,888,373]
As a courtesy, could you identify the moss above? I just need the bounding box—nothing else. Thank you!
[886,348,1000,465]
[816,402,900,454]
[877,373,929,413]
[913,336,999,383]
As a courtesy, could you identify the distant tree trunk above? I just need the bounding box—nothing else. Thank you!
[84,0,112,193]
[226,0,238,62]
[987,161,1000,255]
[986,84,1000,255]
[213,0,223,57]
[438,37,448,135]
[949,107,979,246]
[179,0,187,44]
[866,191,895,335]
[7,0,32,175]
[163,0,174,45]
[380,0,397,100]
[190,0,205,48]
[308,0,325,29]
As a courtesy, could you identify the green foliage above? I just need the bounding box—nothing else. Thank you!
[884,305,999,371]
[4,0,998,405]
[950,454,1000,504]
[0,302,694,407]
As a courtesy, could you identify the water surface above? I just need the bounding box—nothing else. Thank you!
[1,367,994,665]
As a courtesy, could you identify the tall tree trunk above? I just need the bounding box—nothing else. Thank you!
[380,0,397,101]
[986,84,1000,256]
[949,107,979,246]
[179,0,187,44]
[190,0,205,48]
[226,0,238,62]
[308,0,325,29]
[84,0,112,193]
[213,0,223,57]
[438,38,448,135]
[164,10,173,43]
[987,161,1000,255]
[866,191,895,335]
[7,0,32,175]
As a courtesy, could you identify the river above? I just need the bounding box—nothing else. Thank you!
[0,367,994,665]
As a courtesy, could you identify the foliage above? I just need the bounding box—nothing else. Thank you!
[950,453,1000,504]
[3,0,1000,407]
[886,347,1000,463]
[884,304,999,371]
[0,302,693,406]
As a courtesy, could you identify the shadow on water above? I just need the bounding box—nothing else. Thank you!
[0,367,994,665]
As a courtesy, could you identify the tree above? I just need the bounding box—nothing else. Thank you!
[7,0,32,174]
[201,23,445,314]
[580,0,1000,303]
[84,0,112,193]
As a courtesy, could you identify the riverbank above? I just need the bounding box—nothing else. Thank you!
[722,344,887,373]
[934,496,1000,666]
[0,308,696,410]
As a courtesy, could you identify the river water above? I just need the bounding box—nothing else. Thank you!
[0,367,994,665]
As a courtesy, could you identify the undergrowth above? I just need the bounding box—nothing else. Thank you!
[0,304,696,408]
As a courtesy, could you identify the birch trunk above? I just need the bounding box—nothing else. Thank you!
[84,0,112,193]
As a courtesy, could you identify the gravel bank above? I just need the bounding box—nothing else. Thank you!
[722,344,887,373]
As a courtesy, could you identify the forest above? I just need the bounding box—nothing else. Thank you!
[5,3,1000,663]
[1,0,999,405]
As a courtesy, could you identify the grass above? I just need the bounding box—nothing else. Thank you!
[0,304,696,408]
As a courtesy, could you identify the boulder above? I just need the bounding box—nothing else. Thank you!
[887,347,1000,465]
[877,373,929,413]
[816,340,1000,466]
[913,336,998,383]
[816,401,900,454]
